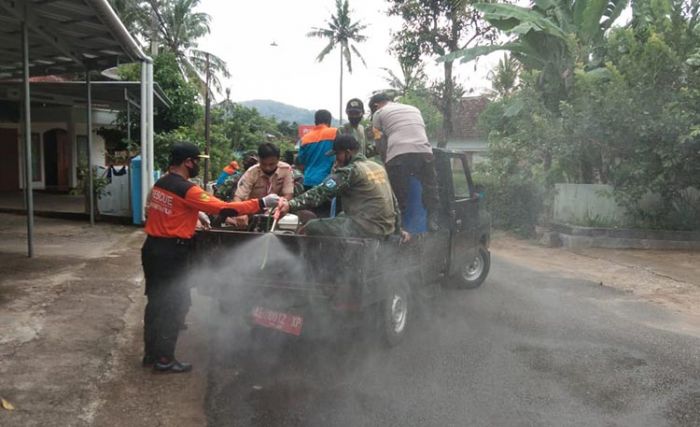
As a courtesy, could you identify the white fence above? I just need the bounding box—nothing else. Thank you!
[553,183,699,227]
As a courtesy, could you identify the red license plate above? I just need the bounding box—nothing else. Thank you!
[251,306,304,336]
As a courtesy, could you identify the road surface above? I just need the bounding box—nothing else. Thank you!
[201,256,700,426]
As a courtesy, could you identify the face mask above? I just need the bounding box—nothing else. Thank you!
[341,151,353,167]
[349,116,362,126]
[187,162,200,178]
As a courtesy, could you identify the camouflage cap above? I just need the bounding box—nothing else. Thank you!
[346,98,364,114]
[325,134,360,156]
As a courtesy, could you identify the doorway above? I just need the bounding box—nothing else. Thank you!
[0,128,19,191]
[43,129,70,192]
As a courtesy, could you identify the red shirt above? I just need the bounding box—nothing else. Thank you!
[145,173,262,239]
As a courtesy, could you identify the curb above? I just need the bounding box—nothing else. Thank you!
[547,223,700,250]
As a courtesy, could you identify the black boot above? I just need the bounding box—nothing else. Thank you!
[153,357,192,373]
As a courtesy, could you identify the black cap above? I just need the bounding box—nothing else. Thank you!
[346,98,364,114]
[169,142,209,165]
[369,92,391,113]
[325,134,360,156]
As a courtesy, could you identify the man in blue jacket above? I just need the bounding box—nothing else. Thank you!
[298,109,337,190]
[297,109,338,216]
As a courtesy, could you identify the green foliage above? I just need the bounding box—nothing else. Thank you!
[488,54,520,98]
[398,89,443,141]
[307,0,368,121]
[445,0,630,112]
[387,0,498,146]
[118,52,201,136]
[307,0,368,72]
[111,0,229,97]
[473,168,544,237]
[381,55,427,96]
[204,101,295,181]
[477,0,700,231]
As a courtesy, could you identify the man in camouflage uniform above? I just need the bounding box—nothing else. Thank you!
[340,98,368,156]
[276,134,401,239]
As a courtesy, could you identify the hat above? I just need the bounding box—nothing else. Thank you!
[169,142,209,165]
[346,98,364,114]
[368,92,391,112]
[325,134,360,156]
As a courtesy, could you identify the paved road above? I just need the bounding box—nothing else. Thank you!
[201,256,700,426]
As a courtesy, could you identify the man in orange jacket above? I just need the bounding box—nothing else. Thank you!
[142,142,279,373]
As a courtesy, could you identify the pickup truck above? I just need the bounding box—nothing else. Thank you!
[193,148,490,346]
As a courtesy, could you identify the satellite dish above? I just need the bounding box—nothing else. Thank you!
[101,66,122,80]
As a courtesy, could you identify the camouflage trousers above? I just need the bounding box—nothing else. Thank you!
[304,213,374,238]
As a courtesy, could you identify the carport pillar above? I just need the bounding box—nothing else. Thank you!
[21,20,34,258]
[140,61,148,221]
[86,69,94,226]
[125,88,131,142]
[146,60,154,191]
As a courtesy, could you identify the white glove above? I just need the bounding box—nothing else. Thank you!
[262,193,280,209]
[197,211,211,230]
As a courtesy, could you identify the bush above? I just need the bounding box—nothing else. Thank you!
[474,170,544,237]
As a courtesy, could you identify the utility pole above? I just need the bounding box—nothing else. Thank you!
[339,48,343,126]
[203,52,211,188]
[150,6,159,56]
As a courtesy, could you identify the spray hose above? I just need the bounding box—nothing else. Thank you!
[259,208,278,270]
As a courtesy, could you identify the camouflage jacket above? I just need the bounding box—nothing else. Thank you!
[289,154,401,236]
[214,171,243,201]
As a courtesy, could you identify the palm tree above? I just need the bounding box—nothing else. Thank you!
[381,57,427,96]
[487,54,519,98]
[307,0,368,125]
[148,0,230,98]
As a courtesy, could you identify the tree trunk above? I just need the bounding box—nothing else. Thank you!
[439,61,454,148]
[339,48,344,126]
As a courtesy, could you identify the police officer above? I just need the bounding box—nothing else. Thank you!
[142,142,279,373]
[276,135,402,239]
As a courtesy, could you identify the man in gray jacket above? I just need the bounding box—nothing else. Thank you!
[369,92,439,230]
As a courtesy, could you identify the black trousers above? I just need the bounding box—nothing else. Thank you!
[141,236,191,360]
[386,152,440,215]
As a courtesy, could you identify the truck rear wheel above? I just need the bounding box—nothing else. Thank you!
[453,245,490,289]
[381,282,410,347]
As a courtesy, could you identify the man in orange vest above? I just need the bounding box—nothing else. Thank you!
[215,160,239,186]
[142,142,279,373]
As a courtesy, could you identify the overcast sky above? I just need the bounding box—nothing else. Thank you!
[196,0,498,117]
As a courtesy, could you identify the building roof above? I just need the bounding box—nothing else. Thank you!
[453,95,490,140]
[0,0,148,79]
[0,81,171,109]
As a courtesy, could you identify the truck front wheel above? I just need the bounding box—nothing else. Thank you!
[381,282,410,347]
[453,245,490,289]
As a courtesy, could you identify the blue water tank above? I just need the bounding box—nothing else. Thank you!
[402,176,427,234]
[130,155,142,225]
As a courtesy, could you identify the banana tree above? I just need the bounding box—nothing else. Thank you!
[442,0,629,111]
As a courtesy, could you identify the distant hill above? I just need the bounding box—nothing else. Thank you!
[240,99,316,125]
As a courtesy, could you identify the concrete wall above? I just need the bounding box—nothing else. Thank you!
[1,107,114,191]
[554,184,625,225]
[554,183,699,227]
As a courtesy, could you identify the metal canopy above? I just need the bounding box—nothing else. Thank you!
[0,81,171,109]
[0,0,155,257]
[0,0,146,79]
